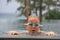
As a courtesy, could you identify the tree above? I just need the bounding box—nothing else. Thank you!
[33,0,38,16]
[45,10,60,19]
[7,0,31,18]
[43,0,60,20]
[44,0,56,20]
[24,0,31,17]
[39,0,43,23]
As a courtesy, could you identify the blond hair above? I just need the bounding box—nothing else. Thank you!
[27,16,40,23]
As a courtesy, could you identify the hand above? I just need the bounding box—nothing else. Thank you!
[46,31,56,36]
[7,31,20,35]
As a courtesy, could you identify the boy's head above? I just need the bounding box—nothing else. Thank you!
[25,16,41,33]
[27,16,40,23]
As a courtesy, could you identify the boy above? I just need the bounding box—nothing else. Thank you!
[7,16,57,36]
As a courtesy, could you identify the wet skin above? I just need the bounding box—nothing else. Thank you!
[25,17,41,34]
[7,16,57,36]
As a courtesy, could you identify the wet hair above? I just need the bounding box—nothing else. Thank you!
[27,15,40,23]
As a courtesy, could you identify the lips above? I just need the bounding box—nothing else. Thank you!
[32,30,35,31]
[32,30,35,33]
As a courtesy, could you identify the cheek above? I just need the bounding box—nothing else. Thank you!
[25,25,31,30]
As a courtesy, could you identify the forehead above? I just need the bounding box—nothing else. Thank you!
[27,16,40,23]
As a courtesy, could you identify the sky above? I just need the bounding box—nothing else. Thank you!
[0,0,56,15]
[0,0,20,14]
[0,0,48,14]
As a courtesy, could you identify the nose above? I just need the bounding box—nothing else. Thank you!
[32,26,35,27]
[32,26,36,29]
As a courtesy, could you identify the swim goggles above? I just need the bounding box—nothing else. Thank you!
[24,23,43,27]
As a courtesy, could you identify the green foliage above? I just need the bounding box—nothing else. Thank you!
[7,0,60,19]
[45,10,60,19]
[45,0,56,5]
[30,0,41,10]
[16,0,24,3]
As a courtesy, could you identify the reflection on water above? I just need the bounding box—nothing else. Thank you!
[0,13,60,34]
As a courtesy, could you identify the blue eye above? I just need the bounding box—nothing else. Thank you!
[29,23,33,26]
[34,24,39,27]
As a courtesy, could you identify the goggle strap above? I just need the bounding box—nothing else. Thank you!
[24,23,29,25]
[39,24,43,27]
[24,23,43,27]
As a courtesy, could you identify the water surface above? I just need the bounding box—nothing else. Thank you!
[0,13,60,34]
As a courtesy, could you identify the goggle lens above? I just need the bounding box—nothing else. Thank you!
[29,23,33,26]
[34,24,39,27]
[29,23,39,27]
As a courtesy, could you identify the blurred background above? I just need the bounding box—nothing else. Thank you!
[0,0,60,34]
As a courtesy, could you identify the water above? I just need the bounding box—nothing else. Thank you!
[0,13,60,34]
[41,20,60,34]
[0,13,26,32]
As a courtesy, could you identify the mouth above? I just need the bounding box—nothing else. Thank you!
[32,30,35,33]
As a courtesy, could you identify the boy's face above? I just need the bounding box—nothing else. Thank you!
[25,17,41,33]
